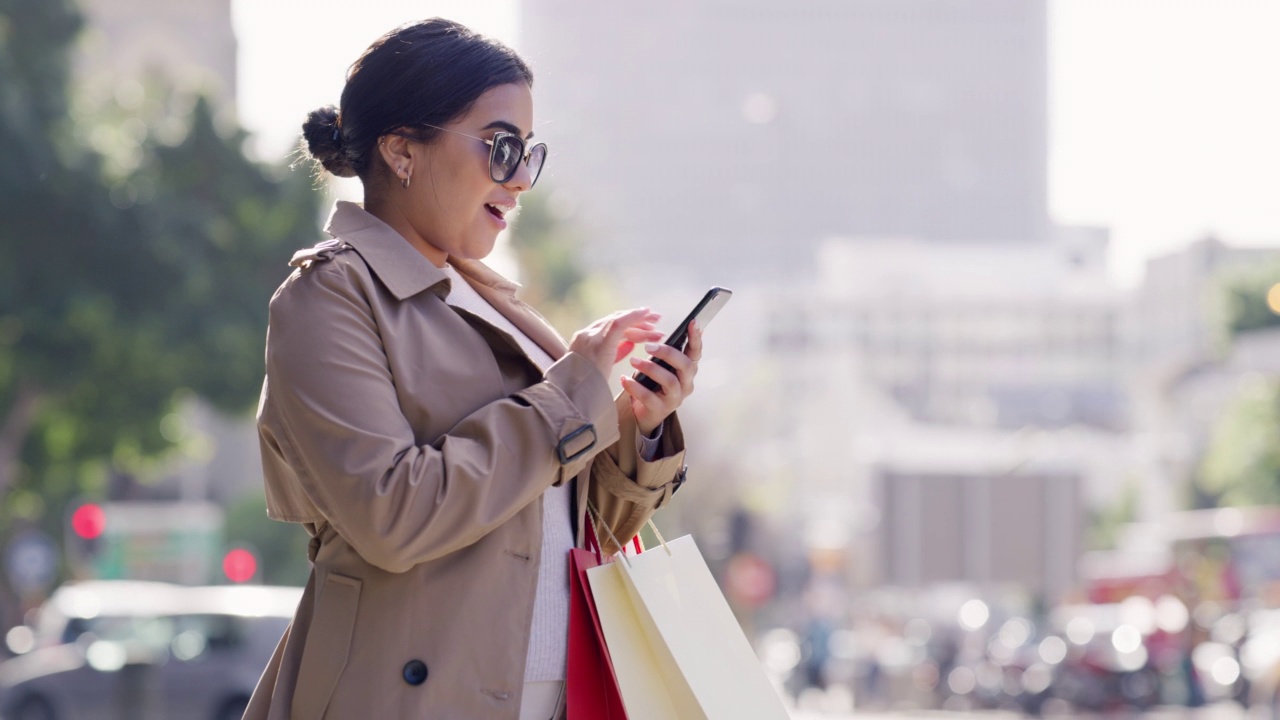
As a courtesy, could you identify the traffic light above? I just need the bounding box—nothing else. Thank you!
[65,501,106,575]
[71,503,106,540]
[222,546,259,584]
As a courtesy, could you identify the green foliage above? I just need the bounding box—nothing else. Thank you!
[506,188,613,332]
[1221,262,1280,338]
[0,0,321,529]
[507,190,583,302]
[1199,376,1280,506]
[1086,480,1138,551]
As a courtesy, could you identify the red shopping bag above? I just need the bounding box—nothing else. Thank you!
[566,519,640,720]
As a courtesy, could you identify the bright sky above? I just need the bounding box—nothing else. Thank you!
[233,1,1280,287]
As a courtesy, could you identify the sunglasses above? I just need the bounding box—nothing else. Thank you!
[420,124,548,188]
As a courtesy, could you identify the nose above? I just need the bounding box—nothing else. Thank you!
[503,158,533,193]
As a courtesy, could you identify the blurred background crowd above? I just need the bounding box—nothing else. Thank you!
[2,1,1280,718]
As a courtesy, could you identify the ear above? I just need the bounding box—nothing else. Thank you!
[376,132,414,183]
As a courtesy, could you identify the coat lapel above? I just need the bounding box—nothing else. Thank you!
[450,258,570,362]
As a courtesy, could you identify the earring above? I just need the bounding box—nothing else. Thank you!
[401,168,412,190]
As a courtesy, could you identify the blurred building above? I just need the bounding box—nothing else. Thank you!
[763,227,1121,431]
[706,233,1280,600]
[872,432,1083,602]
[74,0,237,108]
[520,0,1051,286]
[1129,236,1280,373]
[712,230,1123,601]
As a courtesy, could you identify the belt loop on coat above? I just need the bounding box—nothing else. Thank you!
[308,534,321,562]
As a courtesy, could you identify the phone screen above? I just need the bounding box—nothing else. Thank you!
[634,287,732,392]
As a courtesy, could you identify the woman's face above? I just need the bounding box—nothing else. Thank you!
[400,82,535,264]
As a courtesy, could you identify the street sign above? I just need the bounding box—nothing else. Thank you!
[71,502,224,584]
[5,529,59,595]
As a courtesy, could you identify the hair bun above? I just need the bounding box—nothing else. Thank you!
[301,105,357,178]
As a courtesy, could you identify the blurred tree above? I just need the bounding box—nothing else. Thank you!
[1199,377,1280,507]
[1194,264,1280,507]
[1220,262,1280,337]
[505,188,614,333]
[0,0,320,523]
[1087,480,1138,550]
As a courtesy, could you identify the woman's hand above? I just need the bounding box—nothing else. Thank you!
[569,307,664,385]
[620,319,703,436]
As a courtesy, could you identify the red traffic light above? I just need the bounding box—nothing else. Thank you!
[71,504,106,540]
[222,548,258,584]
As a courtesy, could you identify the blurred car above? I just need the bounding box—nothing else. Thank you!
[1046,602,1161,712]
[0,581,300,720]
[1244,608,1280,719]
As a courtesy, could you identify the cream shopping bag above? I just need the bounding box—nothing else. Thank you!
[586,522,790,720]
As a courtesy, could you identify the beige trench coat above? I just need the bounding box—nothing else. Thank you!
[243,202,687,720]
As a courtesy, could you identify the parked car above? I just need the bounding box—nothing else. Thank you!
[0,581,300,720]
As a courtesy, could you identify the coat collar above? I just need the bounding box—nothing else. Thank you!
[323,201,450,301]
[322,201,568,359]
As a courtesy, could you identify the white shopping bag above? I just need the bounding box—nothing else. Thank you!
[586,526,790,720]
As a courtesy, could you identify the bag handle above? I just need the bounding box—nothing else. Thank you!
[585,500,643,565]
[646,516,672,557]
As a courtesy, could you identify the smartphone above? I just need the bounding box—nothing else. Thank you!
[633,287,732,392]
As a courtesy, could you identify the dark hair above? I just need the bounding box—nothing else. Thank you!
[301,18,533,179]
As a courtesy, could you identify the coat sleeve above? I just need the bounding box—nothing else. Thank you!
[586,393,688,555]
[257,262,621,574]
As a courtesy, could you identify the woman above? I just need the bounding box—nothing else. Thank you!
[243,18,700,720]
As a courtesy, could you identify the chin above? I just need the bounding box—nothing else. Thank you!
[477,234,502,258]
[458,239,498,262]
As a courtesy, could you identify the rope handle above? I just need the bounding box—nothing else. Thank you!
[585,500,643,566]
[584,515,642,561]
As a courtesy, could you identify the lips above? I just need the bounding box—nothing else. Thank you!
[484,201,516,219]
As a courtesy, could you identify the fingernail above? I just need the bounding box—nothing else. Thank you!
[644,343,659,353]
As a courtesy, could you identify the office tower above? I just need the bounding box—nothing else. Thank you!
[521,1,1050,282]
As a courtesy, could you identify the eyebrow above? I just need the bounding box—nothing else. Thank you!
[482,120,534,140]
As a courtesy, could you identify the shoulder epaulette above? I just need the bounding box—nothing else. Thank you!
[289,238,353,269]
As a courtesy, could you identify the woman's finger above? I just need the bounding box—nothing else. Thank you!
[620,374,657,401]
[623,327,665,344]
[616,328,664,363]
[614,341,635,363]
[643,342,694,376]
[628,356,681,398]
[612,307,661,328]
[685,319,704,362]
[620,375,669,416]
[571,308,663,379]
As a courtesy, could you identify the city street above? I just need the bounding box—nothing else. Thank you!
[792,702,1253,720]
[0,704,1255,720]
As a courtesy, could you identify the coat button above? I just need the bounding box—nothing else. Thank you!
[403,659,428,686]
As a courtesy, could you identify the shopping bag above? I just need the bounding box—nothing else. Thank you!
[587,523,790,720]
[565,527,639,719]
